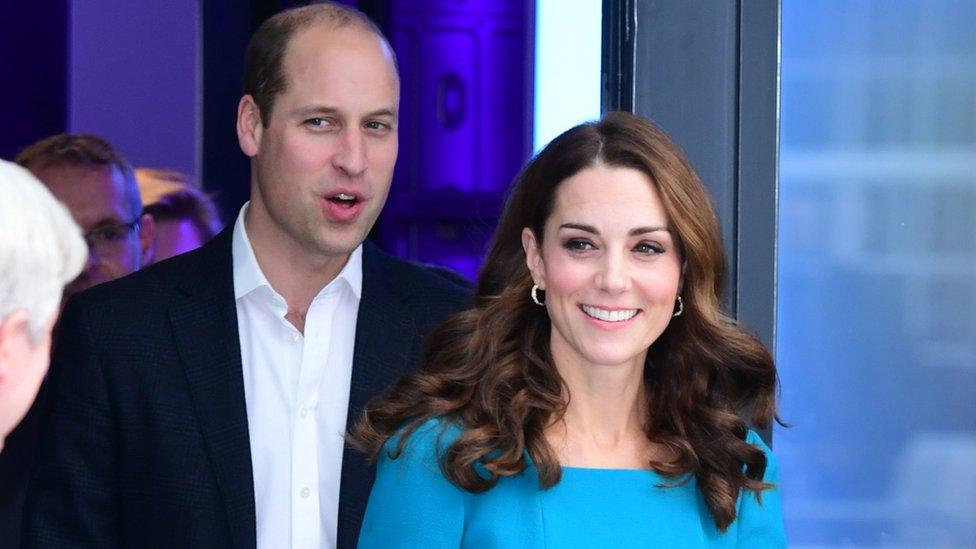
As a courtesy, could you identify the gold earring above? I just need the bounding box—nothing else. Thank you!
[531,284,545,306]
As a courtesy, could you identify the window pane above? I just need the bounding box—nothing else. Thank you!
[777,0,976,545]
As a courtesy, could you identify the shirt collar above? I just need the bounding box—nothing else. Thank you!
[232,202,363,301]
[335,242,363,300]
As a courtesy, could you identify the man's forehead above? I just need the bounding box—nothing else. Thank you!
[34,164,131,221]
[34,162,116,186]
[283,22,397,80]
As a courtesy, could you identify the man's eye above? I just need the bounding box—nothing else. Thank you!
[365,120,390,131]
[305,118,331,128]
[99,228,126,242]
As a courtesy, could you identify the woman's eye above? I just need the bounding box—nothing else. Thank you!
[634,242,664,255]
[563,239,595,251]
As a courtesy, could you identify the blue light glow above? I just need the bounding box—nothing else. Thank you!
[533,1,602,152]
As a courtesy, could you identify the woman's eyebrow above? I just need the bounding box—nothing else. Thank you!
[558,223,670,236]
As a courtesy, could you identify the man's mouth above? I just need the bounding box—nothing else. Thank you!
[580,305,640,322]
[327,192,361,208]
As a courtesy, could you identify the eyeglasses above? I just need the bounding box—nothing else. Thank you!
[83,218,141,253]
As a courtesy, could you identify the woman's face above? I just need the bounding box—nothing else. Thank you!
[522,164,683,371]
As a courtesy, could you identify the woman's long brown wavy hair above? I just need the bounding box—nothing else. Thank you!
[352,111,779,531]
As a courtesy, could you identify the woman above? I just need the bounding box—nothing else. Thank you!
[354,112,785,547]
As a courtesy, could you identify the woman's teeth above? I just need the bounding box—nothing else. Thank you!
[581,305,638,322]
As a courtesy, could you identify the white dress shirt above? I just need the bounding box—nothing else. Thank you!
[232,204,362,549]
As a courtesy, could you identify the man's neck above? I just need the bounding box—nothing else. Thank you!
[243,207,350,333]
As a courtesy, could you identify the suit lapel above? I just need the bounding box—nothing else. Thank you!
[348,242,416,432]
[169,229,256,549]
[336,242,415,547]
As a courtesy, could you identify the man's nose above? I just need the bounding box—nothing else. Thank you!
[333,128,367,177]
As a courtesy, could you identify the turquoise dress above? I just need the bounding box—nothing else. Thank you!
[358,419,787,548]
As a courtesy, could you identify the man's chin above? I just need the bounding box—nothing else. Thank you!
[310,226,371,257]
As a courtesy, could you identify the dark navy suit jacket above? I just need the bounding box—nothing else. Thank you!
[22,228,471,548]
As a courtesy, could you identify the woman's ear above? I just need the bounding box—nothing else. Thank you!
[521,227,546,289]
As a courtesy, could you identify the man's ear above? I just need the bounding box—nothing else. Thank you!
[138,213,156,267]
[0,310,30,382]
[237,95,263,157]
[521,227,546,289]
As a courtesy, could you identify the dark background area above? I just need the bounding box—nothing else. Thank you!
[2,0,533,280]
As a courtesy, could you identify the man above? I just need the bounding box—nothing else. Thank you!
[24,4,470,548]
[15,134,155,297]
[0,160,86,543]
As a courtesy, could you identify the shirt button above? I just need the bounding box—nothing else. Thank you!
[290,333,300,343]
[300,407,308,419]
[300,487,310,499]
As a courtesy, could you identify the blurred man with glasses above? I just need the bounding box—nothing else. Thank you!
[15,134,155,297]
[0,134,152,546]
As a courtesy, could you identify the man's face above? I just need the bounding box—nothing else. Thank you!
[30,164,149,296]
[240,24,399,262]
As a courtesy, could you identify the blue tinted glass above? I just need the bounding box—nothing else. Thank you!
[777,0,976,545]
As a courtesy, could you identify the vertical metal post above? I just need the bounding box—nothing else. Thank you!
[601,0,781,440]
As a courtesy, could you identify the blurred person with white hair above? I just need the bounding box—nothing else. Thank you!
[0,159,87,451]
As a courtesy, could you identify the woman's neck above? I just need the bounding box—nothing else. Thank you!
[545,348,657,469]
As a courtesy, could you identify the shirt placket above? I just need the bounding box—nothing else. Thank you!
[289,289,338,548]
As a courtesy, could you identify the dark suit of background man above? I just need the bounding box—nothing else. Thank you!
[23,3,470,548]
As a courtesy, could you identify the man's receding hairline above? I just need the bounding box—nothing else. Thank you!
[280,5,388,52]
[282,16,395,65]
[275,19,399,104]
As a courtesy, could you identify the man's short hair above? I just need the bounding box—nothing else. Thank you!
[0,160,87,341]
[14,134,142,220]
[136,168,223,241]
[244,1,395,127]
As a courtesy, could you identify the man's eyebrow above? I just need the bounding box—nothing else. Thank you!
[365,108,397,118]
[89,217,129,230]
[293,106,397,118]
[294,105,340,117]
[558,223,670,236]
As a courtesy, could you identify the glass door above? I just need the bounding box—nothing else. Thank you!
[776,1,976,545]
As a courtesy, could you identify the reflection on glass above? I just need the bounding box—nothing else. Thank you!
[777,0,976,545]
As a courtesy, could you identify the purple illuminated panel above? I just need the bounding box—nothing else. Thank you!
[380,0,530,279]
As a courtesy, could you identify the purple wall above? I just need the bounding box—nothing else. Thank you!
[69,0,199,178]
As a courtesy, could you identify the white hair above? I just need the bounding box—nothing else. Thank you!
[0,159,87,341]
